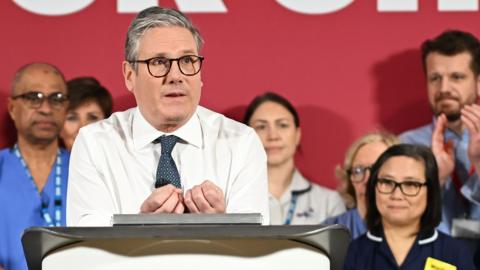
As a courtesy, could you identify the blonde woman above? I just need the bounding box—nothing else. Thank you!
[324,132,399,239]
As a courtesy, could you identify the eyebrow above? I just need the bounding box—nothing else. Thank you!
[251,119,268,124]
[275,118,292,122]
[149,50,198,58]
[251,118,292,123]
[378,174,423,181]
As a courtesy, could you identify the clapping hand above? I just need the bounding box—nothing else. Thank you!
[432,113,455,187]
[461,104,480,175]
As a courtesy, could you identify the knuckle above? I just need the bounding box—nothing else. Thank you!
[192,192,204,201]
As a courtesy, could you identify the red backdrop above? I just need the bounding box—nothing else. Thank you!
[1,1,479,188]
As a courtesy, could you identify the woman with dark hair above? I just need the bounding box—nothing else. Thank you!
[343,144,475,270]
[60,77,113,151]
[244,92,345,225]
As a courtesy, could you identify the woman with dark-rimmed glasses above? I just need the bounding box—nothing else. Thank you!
[343,144,475,270]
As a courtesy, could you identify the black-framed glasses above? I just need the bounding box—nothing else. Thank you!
[11,91,68,110]
[347,166,371,182]
[376,178,427,197]
[130,55,204,78]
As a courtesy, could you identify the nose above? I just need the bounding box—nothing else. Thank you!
[79,117,88,128]
[439,76,451,93]
[389,184,404,199]
[165,60,183,84]
[361,167,371,182]
[37,98,53,114]
[266,126,280,141]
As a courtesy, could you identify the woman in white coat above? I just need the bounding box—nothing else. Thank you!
[244,92,345,225]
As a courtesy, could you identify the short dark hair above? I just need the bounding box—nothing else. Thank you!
[421,29,480,76]
[66,77,113,117]
[243,92,299,127]
[366,144,441,236]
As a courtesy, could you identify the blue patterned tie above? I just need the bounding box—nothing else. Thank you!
[154,135,181,188]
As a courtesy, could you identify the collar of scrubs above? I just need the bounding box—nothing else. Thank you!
[132,107,203,150]
[367,229,438,245]
[290,169,312,193]
[270,169,312,204]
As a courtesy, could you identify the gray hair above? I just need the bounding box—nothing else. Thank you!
[125,6,204,69]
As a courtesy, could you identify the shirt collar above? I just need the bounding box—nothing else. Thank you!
[132,107,203,150]
[366,228,438,245]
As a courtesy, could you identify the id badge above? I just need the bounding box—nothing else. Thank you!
[424,257,456,270]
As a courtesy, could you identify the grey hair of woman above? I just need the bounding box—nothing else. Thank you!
[125,6,204,70]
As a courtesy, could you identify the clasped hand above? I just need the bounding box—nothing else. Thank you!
[140,180,226,214]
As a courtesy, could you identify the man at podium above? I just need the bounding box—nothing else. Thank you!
[67,7,269,226]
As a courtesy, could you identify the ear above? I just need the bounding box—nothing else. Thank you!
[7,98,16,121]
[122,61,135,93]
[476,74,480,97]
[295,127,302,147]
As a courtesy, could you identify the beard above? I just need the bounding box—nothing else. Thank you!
[434,105,462,122]
[444,111,462,122]
[432,92,465,122]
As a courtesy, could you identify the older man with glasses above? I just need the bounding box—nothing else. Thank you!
[66,6,269,226]
[0,62,70,270]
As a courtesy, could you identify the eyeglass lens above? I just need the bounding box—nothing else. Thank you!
[147,55,202,77]
[16,91,67,109]
[350,166,371,182]
[376,178,425,196]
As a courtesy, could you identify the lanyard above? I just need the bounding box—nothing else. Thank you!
[13,144,62,227]
[284,184,312,225]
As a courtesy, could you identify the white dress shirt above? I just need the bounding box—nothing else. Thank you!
[67,106,269,226]
[269,169,346,225]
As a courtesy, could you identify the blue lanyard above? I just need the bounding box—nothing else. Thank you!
[13,144,62,227]
[284,184,312,225]
[284,193,299,225]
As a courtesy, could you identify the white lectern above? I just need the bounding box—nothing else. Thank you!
[22,225,350,270]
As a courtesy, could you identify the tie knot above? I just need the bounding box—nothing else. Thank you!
[155,135,178,154]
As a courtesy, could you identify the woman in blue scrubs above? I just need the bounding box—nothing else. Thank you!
[323,131,399,239]
[343,144,475,270]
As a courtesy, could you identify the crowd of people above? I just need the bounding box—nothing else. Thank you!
[0,5,479,270]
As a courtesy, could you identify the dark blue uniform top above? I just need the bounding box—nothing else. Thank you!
[343,229,475,270]
[474,241,480,270]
